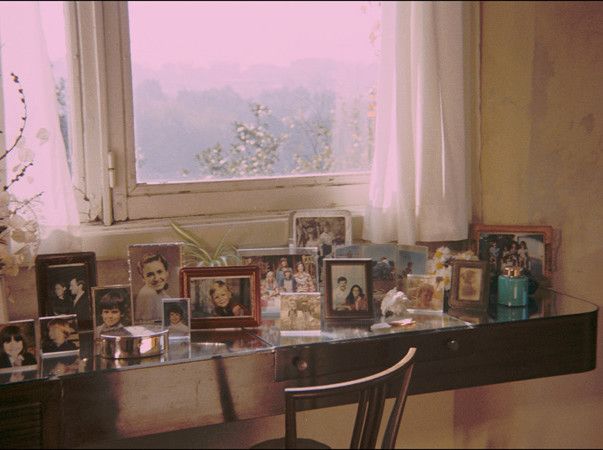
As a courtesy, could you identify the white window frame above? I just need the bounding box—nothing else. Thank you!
[72,1,370,227]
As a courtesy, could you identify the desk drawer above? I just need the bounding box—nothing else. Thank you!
[275,328,478,382]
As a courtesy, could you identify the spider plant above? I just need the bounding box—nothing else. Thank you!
[169,221,241,267]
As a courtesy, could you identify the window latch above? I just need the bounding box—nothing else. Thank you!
[107,151,115,189]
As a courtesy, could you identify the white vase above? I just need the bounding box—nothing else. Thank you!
[0,277,9,323]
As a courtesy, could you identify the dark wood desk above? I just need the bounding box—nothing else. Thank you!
[0,289,597,448]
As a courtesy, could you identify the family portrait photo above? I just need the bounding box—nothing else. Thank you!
[35,252,97,331]
[324,258,373,320]
[180,266,261,329]
[291,210,351,258]
[92,285,133,339]
[0,320,37,372]
[238,248,319,316]
[279,292,321,333]
[39,314,80,356]
[128,243,183,324]
[471,224,553,280]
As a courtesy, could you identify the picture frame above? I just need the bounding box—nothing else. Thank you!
[39,314,80,357]
[332,243,429,308]
[162,298,191,340]
[127,243,184,324]
[402,274,444,311]
[180,265,261,329]
[324,258,374,320]
[35,252,97,330]
[237,247,319,317]
[470,224,554,280]
[290,209,352,256]
[0,319,37,373]
[448,260,490,312]
[279,292,322,335]
[92,285,134,340]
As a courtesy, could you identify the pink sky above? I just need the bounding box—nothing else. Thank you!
[128,1,380,70]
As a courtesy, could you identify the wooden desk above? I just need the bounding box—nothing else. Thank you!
[0,289,597,448]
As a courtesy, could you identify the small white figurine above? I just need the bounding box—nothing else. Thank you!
[380,288,410,319]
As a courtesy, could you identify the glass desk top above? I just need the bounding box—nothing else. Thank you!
[0,288,597,386]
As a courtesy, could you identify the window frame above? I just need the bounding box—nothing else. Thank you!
[73,1,371,226]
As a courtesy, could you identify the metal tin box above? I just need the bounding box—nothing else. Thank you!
[100,325,169,359]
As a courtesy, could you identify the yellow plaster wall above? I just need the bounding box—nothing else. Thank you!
[457,2,603,448]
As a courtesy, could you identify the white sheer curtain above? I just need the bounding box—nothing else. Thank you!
[363,1,470,245]
[0,1,81,253]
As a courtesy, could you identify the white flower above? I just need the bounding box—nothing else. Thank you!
[0,245,21,277]
[380,288,410,317]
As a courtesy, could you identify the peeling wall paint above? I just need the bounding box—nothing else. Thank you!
[460,2,603,448]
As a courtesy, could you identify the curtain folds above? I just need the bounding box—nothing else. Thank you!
[363,1,470,245]
[0,1,81,253]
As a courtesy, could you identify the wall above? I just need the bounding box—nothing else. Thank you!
[456,2,603,448]
[6,1,602,448]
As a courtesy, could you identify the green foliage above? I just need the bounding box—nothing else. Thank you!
[291,122,333,174]
[169,221,241,267]
[197,103,285,178]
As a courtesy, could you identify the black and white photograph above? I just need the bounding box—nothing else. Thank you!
[0,320,37,373]
[92,285,133,340]
[128,243,184,324]
[449,260,490,312]
[279,292,321,334]
[162,298,191,339]
[35,252,97,331]
[39,315,80,357]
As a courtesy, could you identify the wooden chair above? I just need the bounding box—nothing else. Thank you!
[251,347,416,449]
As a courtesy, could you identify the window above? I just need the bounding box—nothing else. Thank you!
[128,1,379,184]
[74,1,380,223]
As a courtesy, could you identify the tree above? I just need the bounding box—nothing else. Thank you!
[197,103,286,179]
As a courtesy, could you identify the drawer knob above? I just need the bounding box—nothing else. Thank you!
[447,339,460,352]
[293,357,309,372]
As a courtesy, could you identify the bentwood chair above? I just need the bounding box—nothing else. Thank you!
[251,347,416,449]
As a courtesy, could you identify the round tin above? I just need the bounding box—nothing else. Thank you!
[100,325,169,359]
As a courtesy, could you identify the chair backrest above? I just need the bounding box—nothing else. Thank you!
[284,347,416,449]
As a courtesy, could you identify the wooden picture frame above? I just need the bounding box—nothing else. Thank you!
[237,247,319,317]
[35,252,97,331]
[180,265,261,329]
[324,258,374,320]
[449,260,490,312]
[470,224,554,279]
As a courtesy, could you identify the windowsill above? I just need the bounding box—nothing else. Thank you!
[80,206,366,261]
